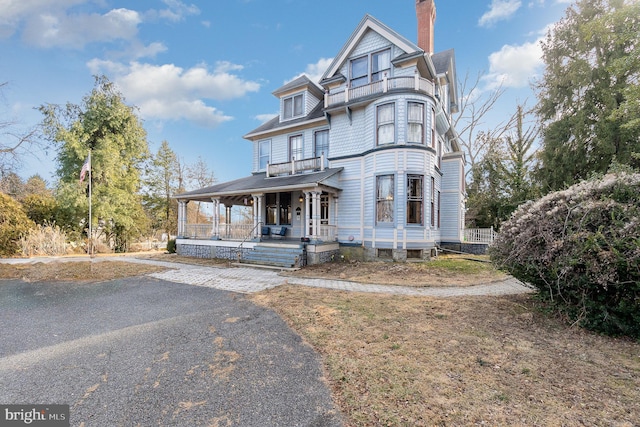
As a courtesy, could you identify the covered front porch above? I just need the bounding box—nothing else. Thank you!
[173,168,343,267]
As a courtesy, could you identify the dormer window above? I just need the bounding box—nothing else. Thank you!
[283,93,304,120]
[350,48,391,88]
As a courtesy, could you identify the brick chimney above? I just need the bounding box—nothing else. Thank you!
[416,0,436,54]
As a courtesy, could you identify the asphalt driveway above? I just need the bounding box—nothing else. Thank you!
[0,276,343,426]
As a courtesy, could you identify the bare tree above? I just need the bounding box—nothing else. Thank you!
[186,156,216,224]
[453,71,518,179]
[1,82,43,175]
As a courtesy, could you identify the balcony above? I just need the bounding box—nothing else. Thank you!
[324,75,436,108]
[267,155,325,177]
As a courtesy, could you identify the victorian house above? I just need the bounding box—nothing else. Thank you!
[174,0,466,267]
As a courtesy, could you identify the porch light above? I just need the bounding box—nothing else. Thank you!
[299,195,304,203]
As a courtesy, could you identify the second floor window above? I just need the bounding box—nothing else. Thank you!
[377,103,395,145]
[314,130,329,167]
[407,175,424,225]
[283,94,303,120]
[407,102,425,144]
[376,174,394,224]
[259,140,270,170]
[289,135,303,161]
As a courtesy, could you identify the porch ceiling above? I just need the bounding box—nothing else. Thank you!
[174,168,343,202]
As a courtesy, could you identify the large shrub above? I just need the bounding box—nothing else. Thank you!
[489,172,640,338]
[0,192,36,257]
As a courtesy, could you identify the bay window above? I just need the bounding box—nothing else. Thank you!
[376,174,395,224]
[407,175,424,225]
[377,103,395,145]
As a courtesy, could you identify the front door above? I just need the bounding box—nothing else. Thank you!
[308,194,330,236]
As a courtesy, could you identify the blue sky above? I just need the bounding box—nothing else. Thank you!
[1,0,572,186]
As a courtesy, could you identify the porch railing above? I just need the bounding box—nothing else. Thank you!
[183,223,255,240]
[267,154,324,177]
[318,224,337,241]
[184,224,215,239]
[464,227,497,244]
[324,75,435,107]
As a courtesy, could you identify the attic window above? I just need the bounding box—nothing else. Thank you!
[283,94,304,120]
[350,49,391,88]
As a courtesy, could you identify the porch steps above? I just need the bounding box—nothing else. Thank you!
[239,242,305,269]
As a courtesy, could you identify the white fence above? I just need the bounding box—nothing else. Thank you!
[464,227,497,244]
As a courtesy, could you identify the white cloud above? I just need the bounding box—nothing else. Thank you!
[287,57,334,84]
[482,39,544,90]
[157,0,200,22]
[88,60,261,128]
[479,0,522,27]
[12,5,141,49]
[0,0,84,38]
[0,0,197,49]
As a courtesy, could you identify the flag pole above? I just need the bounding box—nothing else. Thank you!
[88,150,93,257]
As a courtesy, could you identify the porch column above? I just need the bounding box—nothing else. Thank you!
[178,200,189,238]
[311,191,321,239]
[211,198,220,239]
[333,196,339,240]
[177,201,183,237]
[224,204,232,239]
[304,191,311,238]
[253,194,264,237]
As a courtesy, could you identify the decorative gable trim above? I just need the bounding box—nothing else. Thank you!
[321,14,421,83]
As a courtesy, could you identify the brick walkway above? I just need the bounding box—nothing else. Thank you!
[0,256,535,296]
[127,257,534,296]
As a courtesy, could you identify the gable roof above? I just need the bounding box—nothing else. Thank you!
[321,14,427,82]
[272,75,324,99]
[320,14,436,84]
[243,101,327,140]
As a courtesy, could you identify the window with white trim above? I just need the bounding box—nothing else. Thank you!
[377,103,395,146]
[349,48,391,88]
[376,174,394,224]
[289,134,303,161]
[407,175,424,225]
[371,49,390,82]
[430,176,435,227]
[407,102,425,144]
[314,130,329,167]
[283,94,304,120]
[259,140,270,170]
[350,56,368,88]
[431,108,436,148]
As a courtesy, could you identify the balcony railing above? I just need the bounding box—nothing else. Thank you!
[267,155,325,177]
[324,75,435,107]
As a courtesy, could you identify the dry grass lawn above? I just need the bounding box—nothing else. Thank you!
[2,255,638,426]
[251,286,640,426]
[0,260,166,282]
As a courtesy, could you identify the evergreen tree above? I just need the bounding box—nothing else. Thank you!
[535,0,640,191]
[144,140,179,236]
[39,76,150,252]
